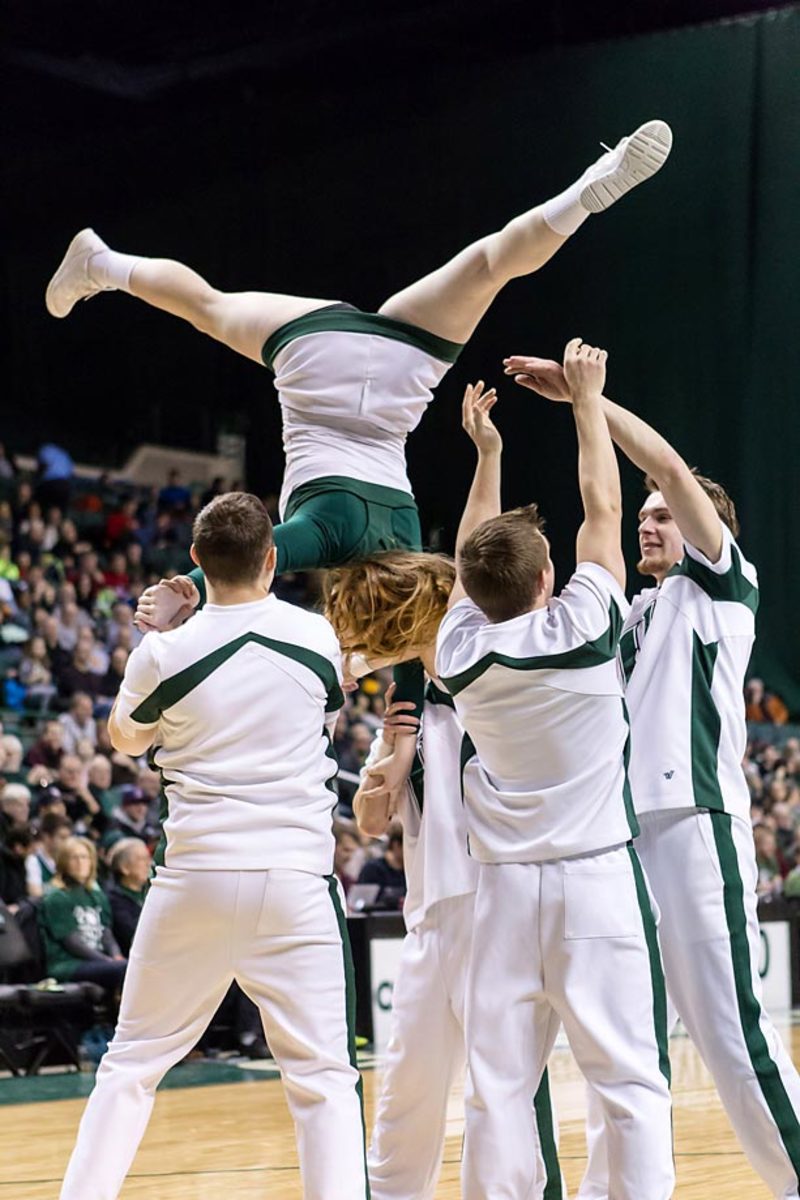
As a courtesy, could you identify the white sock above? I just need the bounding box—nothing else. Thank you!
[541,178,592,237]
[88,249,142,293]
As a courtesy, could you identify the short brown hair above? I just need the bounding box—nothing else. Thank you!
[459,505,549,623]
[192,492,274,586]
[324,551,455,660]
[645,471,740,538]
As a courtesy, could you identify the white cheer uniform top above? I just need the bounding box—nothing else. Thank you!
[436,563,637,864]
[114,595,343,873]
[619,523,758,821]
[362,681,478,932]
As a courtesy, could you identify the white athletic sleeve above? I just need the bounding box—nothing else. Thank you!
[435,597,489,681]
[552,562,630,646]
[113,636,162,736]
[683,520,733,575]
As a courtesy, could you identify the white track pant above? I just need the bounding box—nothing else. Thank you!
[579,809,800,1200]
[368,894,564,1200]
[59,867,368,1200]
[463,846,674,1200]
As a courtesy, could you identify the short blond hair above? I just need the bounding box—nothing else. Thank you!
[324,551,455,660]
[54,836,98,890]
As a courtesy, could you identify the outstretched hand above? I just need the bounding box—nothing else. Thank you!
[503,355,570,403]
[562,337,608,401]
[462,380,502,454]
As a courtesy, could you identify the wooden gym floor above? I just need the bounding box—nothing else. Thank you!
[2,1016,798,1198]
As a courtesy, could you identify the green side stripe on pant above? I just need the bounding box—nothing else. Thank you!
[326,874,371,1198]
[709,811,800,1179]
[627,845,671,1085]
[533,1068,563,1200]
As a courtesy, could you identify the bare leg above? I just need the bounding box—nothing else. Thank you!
[45,228,336,365]
[128,259,337,364]
[380,119,674,343]
[379,210,565,343]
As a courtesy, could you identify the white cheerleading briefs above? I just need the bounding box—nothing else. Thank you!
[59,868,367,1200]
[114,594,344,873]
[363,684,563,1200]
[260,305,462,519]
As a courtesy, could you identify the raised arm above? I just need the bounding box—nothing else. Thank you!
[504,353,722,562]
[563,339,625,588]
[449,381,503,608]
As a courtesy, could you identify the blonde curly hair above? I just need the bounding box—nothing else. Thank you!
[323,551,455,661]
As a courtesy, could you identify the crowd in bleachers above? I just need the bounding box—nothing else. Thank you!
[0,447,406,1020]
[0,442,797,1036]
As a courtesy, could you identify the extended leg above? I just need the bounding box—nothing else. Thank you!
[46,228,336,364]
[379,120,672,343]
[236,872,368,1200]
[639,809,800,1199]
[59,870,236,1200]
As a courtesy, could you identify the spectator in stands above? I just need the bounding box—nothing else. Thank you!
[136,765,161,808]
[158,468,191,514]
[0,824,34,909]
[105,838,151,955]
[0,443,16,482]
[111,786,159,845]
[103,551,130,592]
[98,646,129,706]
[357,823,406,906]
[106,599,142,651]
[17,634,56,709]
[105,498,139,550]
[36,443,74,513]
[771,802,799,861]
[38,836,126,990]
[0,725,24,779]
[59,692,97,755]
[32,785,68,821]
[55,755,108,836]
[333,820,365,901]
[200,476,226,508]
[0,540,20,582]
[24,718,65,777]
[87,755,115,815]
[55,628,106,701]
[338,721,374,776]
[0,782,31,838]
[56,599,90,653]
[26,812,73,898]
[754,824,784,898]
[745,678,790,725]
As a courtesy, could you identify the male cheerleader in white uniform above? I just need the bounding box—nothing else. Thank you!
[335,384,563,1200]
[58,491,368,1200]
[507,352,800,1199]
[434,340,673,1200]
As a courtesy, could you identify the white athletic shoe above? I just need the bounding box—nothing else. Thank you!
[45,227,111,318]
[579,120,673,214]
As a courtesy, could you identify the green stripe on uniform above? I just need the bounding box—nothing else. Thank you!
[262,308,464,370]
[533,1068,563,1199]
[667,545,758,613]
[440,600,624,697]
[620,701,640,839]
[709,811,800,1179]
[326,875,371,1197]
[627,844,670,1085]
[130,632,344,723]
[690,632,724,810]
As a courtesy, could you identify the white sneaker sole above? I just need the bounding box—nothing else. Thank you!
[45,227,104,318]
[580,120,673,214]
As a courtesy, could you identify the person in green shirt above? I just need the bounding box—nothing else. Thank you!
[38,836,127,991]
